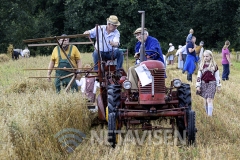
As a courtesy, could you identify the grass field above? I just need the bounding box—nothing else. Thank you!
[0,52,240,159]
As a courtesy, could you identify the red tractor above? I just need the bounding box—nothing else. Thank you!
[96,55,196,147]
[94,12,196,148]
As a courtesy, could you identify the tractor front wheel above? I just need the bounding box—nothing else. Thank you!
[108,112,117,148]
[178,83,192,111]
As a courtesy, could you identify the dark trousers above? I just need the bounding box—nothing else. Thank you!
[92,49,123,70]
[187,73,192,82]
[222,64,230,80]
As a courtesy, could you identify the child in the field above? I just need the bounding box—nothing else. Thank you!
[196,50,221,116]
[76,64,100,102]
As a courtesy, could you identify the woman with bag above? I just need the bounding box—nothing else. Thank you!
[196,50,221,116]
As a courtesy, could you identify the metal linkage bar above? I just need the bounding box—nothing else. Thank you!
[23,34,90,43]
[28,42,93,47]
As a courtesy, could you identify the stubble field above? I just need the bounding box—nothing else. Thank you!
[0,52,240,160]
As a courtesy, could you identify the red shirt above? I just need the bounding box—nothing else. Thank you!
[200,64,218,83]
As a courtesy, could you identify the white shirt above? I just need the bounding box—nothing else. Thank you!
[76,78,100,93]
[199,47,204,58]
[163,55,167,67]
[175,48,182,56]
[168,46,175,52]
[22,49,30,56]
[181,45,187,55]
[89,25,120,52]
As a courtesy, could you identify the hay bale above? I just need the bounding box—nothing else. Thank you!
[0,54,10,62]
[165,49,177,58]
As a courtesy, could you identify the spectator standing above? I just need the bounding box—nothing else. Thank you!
[167,43,175,65]
[180,43,188,68]
[221,40,231,81]
[176,45,183,69]
[183,36,198,82]
[198,41,205,60]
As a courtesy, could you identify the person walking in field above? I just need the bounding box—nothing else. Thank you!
[183,36,198,82]
[196,50,221,116]
[221,40,232,81]
[47,34,82,93]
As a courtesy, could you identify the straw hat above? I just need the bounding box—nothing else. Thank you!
[133,27,148,34]
[107,15,121,26]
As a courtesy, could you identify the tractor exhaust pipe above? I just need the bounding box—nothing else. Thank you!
[138,11,145,62]
[96,24,101,77]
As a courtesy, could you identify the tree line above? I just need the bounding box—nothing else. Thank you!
[0,0,239,55]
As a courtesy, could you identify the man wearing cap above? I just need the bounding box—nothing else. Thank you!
[83,15,123,72]
[128,27,165,91]
[47,34,82,93]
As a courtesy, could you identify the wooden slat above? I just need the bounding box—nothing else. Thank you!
[28,41,93,47]
[23,34,90,43]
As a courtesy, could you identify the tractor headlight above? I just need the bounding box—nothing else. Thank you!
[123,80,132,90]
[173,79,182,88]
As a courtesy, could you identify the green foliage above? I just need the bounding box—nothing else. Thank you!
[0,0,240,54]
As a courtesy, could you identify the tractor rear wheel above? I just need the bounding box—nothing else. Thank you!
[177,83,192,138]
[107,85,121,148]
[187,110,196,145]
[108,112,117,148]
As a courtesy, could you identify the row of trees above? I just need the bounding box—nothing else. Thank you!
[1,0,240,55]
